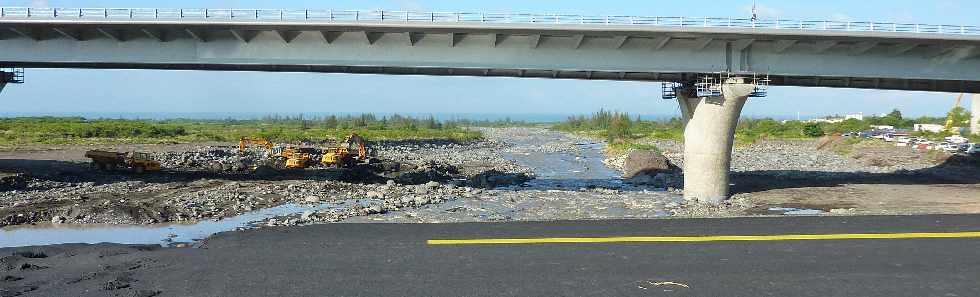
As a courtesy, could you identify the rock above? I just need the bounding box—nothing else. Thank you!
[304,195,320,203]
[50,216,65,224]
[386,180,396,186]
[424,181,440,188]
[301,210,316,221]
[622,150,678,179]
[366,191,384,199]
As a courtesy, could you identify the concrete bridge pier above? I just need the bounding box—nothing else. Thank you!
[675,78,756,204]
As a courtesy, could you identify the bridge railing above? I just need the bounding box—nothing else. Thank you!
[0,7,977,36]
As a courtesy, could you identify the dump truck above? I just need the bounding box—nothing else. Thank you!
[85,150,161,173]
[322,133,371,168]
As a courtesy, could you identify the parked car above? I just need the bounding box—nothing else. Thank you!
[965,143,980,155]
[945,135,969,144]
[941,142,962,153]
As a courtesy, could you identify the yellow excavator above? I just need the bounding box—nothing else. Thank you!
[239,137,311,169]
[321,133,369,168]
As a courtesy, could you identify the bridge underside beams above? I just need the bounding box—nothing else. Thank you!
[3,61,979,93]
[0,23,979,92]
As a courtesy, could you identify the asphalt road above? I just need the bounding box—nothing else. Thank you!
[3,214,980,296]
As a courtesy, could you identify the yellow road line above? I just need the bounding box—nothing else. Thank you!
[427,231,980,245]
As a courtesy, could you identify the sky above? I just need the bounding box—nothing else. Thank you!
[0,0,976,120]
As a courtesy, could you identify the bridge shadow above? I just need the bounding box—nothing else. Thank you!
[730,154,980,194]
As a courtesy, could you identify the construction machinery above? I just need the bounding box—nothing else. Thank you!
[239,137,314,169]
[322,133,370,168]
[277,147,315,169]
[239,137,274,153]
[944,93,965,135]
[85,150,161,173]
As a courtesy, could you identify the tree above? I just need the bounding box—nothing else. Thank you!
[607,113,632,142]
[802,123,825,137]
[946,106,971,127]
[880,109,904,127]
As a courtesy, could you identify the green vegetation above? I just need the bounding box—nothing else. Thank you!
[0,114,486,146]
[554,108,977,148]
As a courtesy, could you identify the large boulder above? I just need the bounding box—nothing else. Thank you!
[622,150,680,187]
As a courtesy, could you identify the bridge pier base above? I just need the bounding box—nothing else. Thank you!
[675,78,755,204]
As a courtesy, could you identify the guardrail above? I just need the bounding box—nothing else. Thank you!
[1,7,977,36]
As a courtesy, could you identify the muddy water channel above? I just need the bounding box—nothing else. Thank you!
[1,128,674,247]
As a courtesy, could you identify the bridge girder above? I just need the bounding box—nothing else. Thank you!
[0,21,978,92]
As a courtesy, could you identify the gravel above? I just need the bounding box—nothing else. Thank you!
[0,137,533,227]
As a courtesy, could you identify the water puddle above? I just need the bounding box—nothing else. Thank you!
[0,202,351,248]
[767,207,826,216]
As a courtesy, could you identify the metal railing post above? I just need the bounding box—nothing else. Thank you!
[703,16,707,27]
[104,8,107,18]
[279,9,283,20]
[870,21,875,31]
[380,10,384,21]
[406,11,409,21]
[305,10,308,20]
[180,9,183,18]
[204,9,208,18]
[329,10,333,20]
[155,9,158,18]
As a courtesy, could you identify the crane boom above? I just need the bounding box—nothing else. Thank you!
[944,93,964,133]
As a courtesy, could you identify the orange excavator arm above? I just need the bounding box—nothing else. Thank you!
[344,133,368,160]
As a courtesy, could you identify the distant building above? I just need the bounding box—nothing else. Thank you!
[806,112,863,124]
[844,113,864,121]
[870,125,894,130]
[913,123,945,133]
